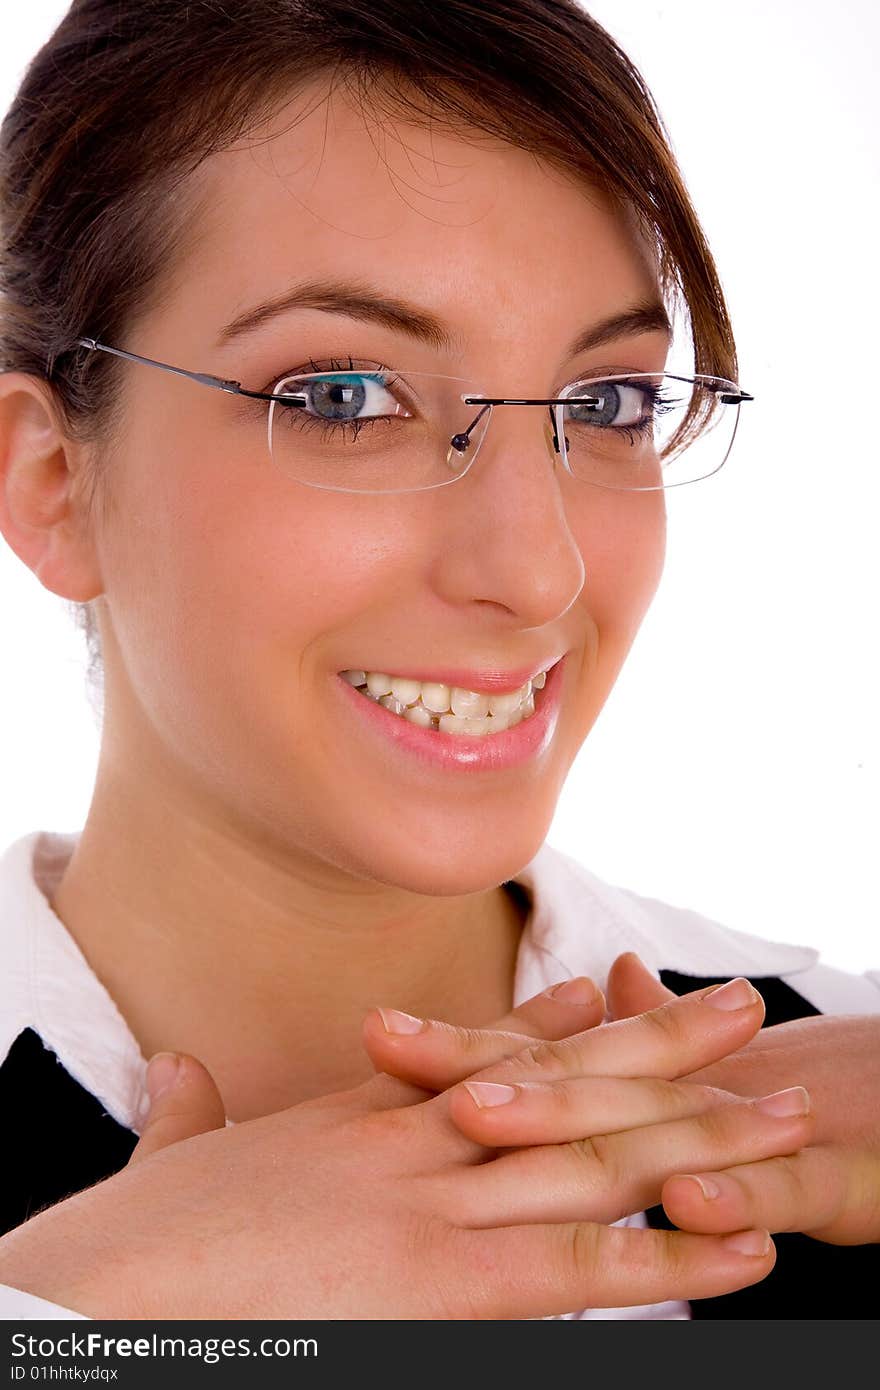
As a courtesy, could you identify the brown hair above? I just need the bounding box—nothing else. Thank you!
[0,0,738,716]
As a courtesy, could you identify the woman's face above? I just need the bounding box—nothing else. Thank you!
[88,78,669,895]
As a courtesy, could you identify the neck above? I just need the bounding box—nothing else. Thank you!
[49,765,528,1123]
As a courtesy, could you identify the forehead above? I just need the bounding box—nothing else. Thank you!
[165,76,661,353]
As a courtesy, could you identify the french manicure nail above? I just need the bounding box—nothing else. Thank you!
[723,1229,771,1257]
[704,978,759,1011]
[464,1081,518,1108]
[547,976,599,1006]
[755,1086,810,1117]
[681,1173,722,1200]
[377,1007,425,1035]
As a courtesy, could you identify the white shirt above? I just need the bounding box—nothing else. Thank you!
[1,828,878,1321]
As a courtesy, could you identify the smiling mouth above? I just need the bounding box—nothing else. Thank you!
[338,666,551,736]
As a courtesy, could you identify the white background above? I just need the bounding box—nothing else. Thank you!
[1,2,877,972]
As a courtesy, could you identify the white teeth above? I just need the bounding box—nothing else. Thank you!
[403,703,434,729]
[420,682,452,713]
[486,687,527,716]
[340,664,551,736]
[365,671,393,698]
[390,675,422,705]
[450,688,491,718]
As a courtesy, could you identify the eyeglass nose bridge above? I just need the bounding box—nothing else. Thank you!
[448,392,597,475]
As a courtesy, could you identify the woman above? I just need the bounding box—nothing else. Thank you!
[0,0,877,1320]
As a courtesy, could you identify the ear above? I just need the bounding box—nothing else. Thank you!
[0,371,103,600]
[605,951,678,1020]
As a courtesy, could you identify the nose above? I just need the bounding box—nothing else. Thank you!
[430,400,587,627]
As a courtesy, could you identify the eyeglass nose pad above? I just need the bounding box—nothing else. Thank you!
[544,407,571,468]
[445,400,493,474]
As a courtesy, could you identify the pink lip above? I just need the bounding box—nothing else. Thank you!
[334,653,567,774]
[338,657,566,697]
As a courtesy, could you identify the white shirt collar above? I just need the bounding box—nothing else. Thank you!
[513,839,818,1000]
[0,830,147,1132]
[0,829,818,1136]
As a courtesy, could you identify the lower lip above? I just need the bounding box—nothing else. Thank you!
[333,655,567,774]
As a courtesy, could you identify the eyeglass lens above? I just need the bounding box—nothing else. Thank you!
[265,369,741,495]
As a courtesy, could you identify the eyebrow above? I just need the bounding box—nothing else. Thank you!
[216,277,672,360]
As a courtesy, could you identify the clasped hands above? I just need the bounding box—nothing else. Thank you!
[6,949,875,1319]
[84,947,875,1319]
[361,952,880,1249]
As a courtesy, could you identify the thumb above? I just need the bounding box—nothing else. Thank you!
[128,1051,227,1164]
[606,951,678,1021]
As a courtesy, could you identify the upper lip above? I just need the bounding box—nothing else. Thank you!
[339,651,567,696]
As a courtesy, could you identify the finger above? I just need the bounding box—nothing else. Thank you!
[606,951,678,1020]
[429,1087,813,1227]
[426,978,767,1129]
[360,975,606,1093]
[446,1073,737,1147]
[662,1145,872,1244]
[128,1052,227,1164]
[455,1220,776,1319]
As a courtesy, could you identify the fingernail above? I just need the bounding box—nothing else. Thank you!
[755,1086,810,1117]
[463,1081,518,1108]
[547,976,599,1006]
[377,1007,425,1035]
[680,1173,722,1200]
[146,1051,180,1102]
[621,951,649,970]
[722,1229,771,1257]
[704,978,759,1010]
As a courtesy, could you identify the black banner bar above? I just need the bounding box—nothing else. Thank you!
[1,1319,874,1387]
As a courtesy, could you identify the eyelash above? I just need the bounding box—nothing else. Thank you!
[263,356,402,444]
[258,355,676,445]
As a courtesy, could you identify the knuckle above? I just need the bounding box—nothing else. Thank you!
[656,1228,690,1285]
[550,1078,591,1117]
[771,1151,807,1195]
[640,1075,691,1113]
[589,1131,620,1181]
[566,1134,600,1173]
[344,1103,421,1147]
[566,1131,618,1185]
[442,1022,496,1057]
[467,1023,508,1050]
[639,1001,682,1044]
[567,1221,603,1282]
[355,1073,431,1110]
[520,1036,574,1077]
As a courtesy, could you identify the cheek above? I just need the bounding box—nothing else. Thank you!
[574,482,665,611]
[568,486,666,699]
[97,427,387,748]
[138,467,398,677]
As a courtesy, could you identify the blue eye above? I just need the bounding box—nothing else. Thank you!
[565,378,677,440]
[297,371,396,423]
[270,358,414,443]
